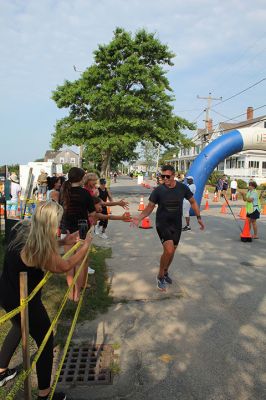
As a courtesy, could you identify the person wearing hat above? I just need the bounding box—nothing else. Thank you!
[182,176,196,231]
[37,169,48,201]
[7,173,21,218]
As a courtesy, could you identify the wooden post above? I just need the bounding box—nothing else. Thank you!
[20,272,32,400]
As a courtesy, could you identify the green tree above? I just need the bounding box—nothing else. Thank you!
[52,28,195,176]
[140,141,158,170]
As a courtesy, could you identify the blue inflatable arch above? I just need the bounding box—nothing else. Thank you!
[185,127,266,208]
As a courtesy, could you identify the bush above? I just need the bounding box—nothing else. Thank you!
[258,183,266,190]
[237,179,247,189]
[207,171,223,186]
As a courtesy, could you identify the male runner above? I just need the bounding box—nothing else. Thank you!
[133,165,204,291]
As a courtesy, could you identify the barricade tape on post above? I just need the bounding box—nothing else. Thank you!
[6,240,91,400]
[0,241,82,325]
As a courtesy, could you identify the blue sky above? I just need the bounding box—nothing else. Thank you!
[1,0,266,165]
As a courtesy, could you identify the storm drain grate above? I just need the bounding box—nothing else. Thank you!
[58,344,115,386]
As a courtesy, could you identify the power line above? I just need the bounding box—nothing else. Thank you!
[211,109,238,121]
[211,78,266,109]
[190,104,266,144]
[192,110,205,123]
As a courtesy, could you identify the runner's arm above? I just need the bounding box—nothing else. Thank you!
[132,201,155,226]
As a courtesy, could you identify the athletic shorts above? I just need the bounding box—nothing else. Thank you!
[246,210,260,220]
[231,188,236,194]
[156,225,182,246]
[183,203,190,218]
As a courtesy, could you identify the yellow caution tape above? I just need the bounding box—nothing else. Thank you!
[0,241,82,325]
[6,239,92,399]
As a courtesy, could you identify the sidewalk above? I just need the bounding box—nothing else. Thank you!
[67,177,266,400]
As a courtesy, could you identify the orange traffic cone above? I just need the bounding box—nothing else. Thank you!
[261,204,266,215]
[240,218,252,242]
[204,189,209,199]
[107,206,112,215]
[238,207,246,220]
[204,200,209,210]
[139,216,153,229]
[220,203,227,214]
[213,192,218,202]
[138,196,145,211]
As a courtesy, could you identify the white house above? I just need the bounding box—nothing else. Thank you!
[170,107,266,184]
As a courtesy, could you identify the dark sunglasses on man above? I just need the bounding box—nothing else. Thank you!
[161,174,172,179]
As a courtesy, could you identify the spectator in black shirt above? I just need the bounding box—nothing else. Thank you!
[60,167,96,301]
[133,165,204,291]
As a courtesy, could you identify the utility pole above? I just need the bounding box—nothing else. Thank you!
[197,92,222,141]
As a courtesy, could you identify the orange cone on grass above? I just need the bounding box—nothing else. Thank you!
[240,218,252,242]
[138,196,145,211]
[139,216,153,229]
[204,189,209,199]
[220,203,227,214]
[238,207,246,220]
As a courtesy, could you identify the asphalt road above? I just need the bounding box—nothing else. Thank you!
[66,176,266,400]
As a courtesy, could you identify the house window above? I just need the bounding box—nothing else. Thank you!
[262,162,266,169]
[60,157,64,163]
[70,158,76,164]
[248,161,259,168]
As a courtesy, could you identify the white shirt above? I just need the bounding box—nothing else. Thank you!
[10,182,21,201]
[230,180,237,189]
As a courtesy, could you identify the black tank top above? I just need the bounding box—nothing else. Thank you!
[0,231,44,309]
[98,187,108,202]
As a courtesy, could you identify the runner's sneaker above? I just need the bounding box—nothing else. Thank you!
[37,391,67,400]
[182,226,191,231]
[156,276,167,291]
[0,368,17,387]
[88,267,95,274]
[164,272,172,284]
[99,233,108,239]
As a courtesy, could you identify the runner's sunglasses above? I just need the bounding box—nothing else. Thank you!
[161,174,172,179]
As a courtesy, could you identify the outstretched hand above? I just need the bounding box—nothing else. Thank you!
[122,212,132,222]
[118,199,129,209]
[130,216,140,228]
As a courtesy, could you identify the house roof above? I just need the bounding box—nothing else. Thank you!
[45,149,79,159]
[218,114,266,134]
[45,150,60,159]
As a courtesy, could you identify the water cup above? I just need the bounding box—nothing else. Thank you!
[78,219,88,240]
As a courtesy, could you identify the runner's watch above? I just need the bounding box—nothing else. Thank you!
[197,215,202,220]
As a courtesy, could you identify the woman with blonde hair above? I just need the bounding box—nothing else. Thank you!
[0,201,91,400]
[83,172,99,197]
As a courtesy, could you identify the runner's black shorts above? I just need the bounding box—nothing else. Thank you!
[156,225,182,245]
